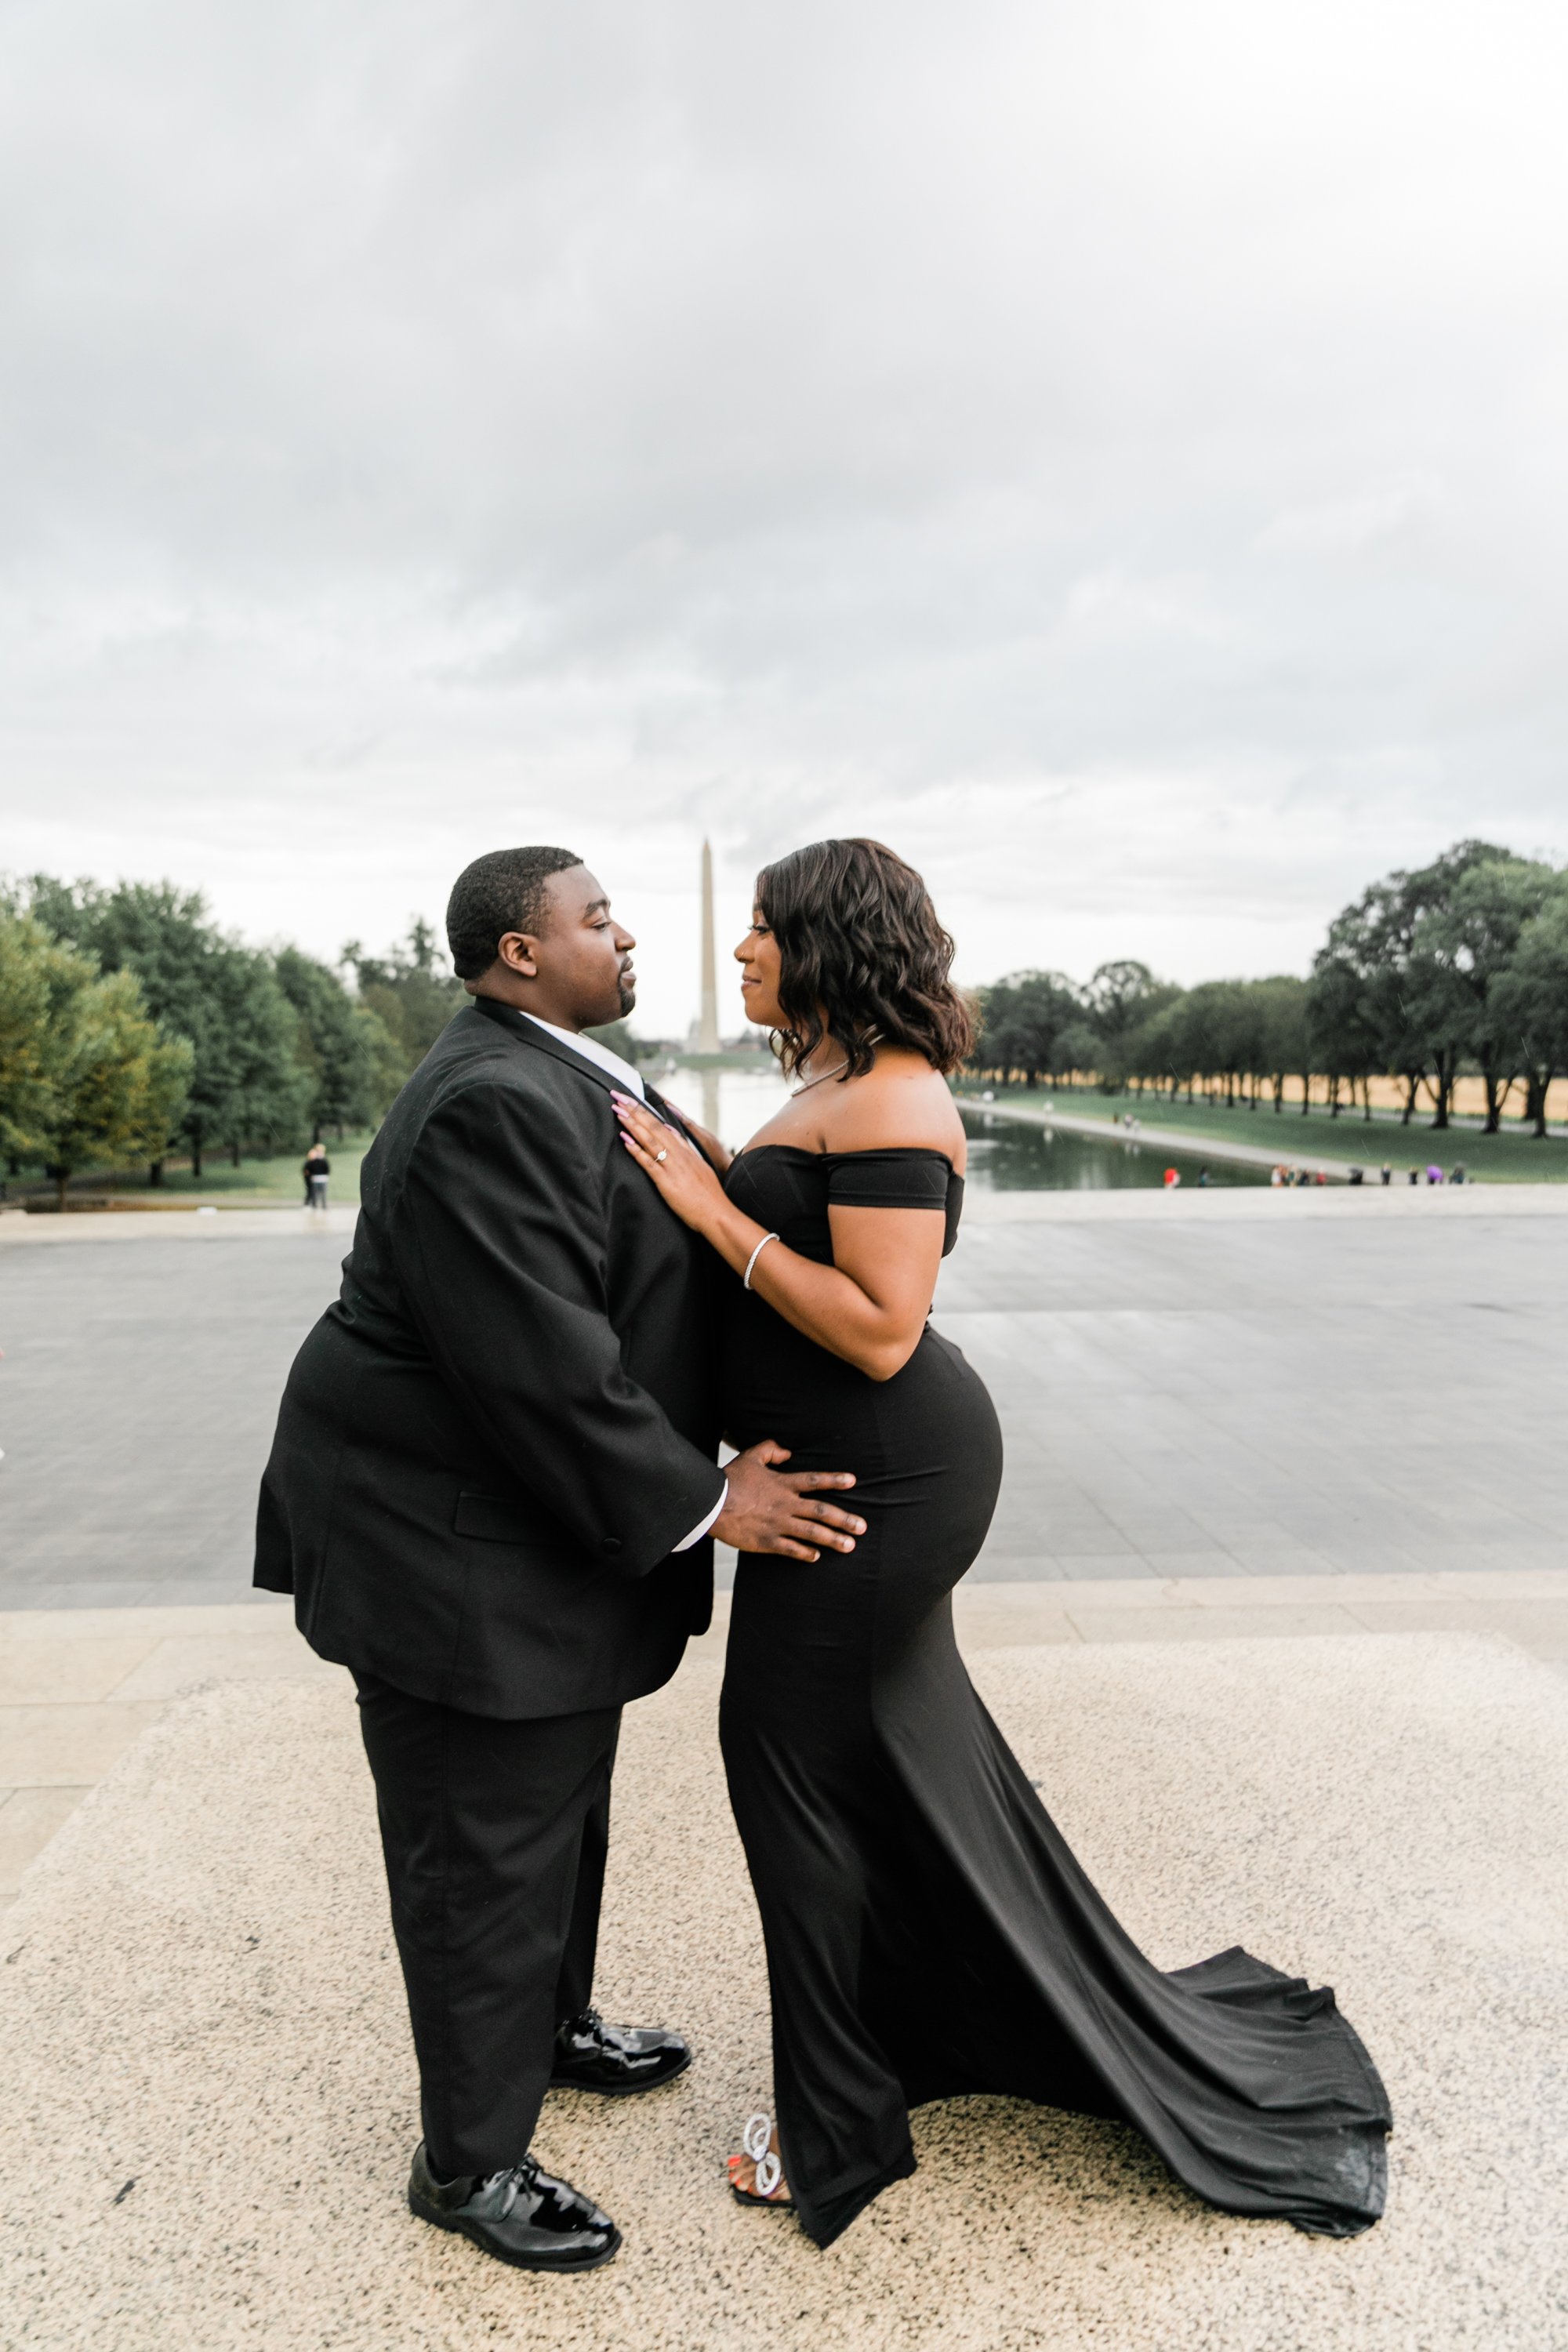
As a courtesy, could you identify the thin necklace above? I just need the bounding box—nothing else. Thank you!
[790,1055,850,1095]
[789,1031,880,1096]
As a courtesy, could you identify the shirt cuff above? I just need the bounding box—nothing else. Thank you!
[670,1481,727,1552]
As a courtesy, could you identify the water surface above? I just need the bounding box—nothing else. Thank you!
[960,1109,1270,1190]
[652,1065,1267,1188]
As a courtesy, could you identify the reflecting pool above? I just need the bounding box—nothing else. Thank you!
[960,1108,1270,1189]
[651,1064,1268,1189]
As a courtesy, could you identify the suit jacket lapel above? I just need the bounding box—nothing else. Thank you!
[471,995,681,1130]
[643,1082,685,1132]
[470,995,624,1103]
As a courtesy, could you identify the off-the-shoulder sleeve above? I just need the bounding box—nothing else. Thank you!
[826,1149,951,1210]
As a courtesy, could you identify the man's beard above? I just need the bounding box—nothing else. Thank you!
[616,975,635,1016]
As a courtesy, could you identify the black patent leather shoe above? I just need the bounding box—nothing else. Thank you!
[407,2141,621,2272]
[550,2005,692,2097]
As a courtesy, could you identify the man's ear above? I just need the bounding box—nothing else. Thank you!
[495,931,539,978]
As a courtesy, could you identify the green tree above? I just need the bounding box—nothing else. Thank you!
[973,972,1090,1085]
[1314,840,1516,1128]
[1164,983,1218,1105]
[1489,884,1568,1138]
[342,918,466,1081]
[274,947,402,1134]
[29,953,191,1209]
[1200,980,1261,1109]
[198,946,310,1169]
[1084,961,1175,1090]
[1315,874,1422,1124]
[27,878,309,1176]
[1253,976,1312,1113]
[1123,989,1189,1101]
[1419,853,1557,1131]
[1135,977,1308,1112]
[0,912,67,1161]
[1307,955,1379,1119]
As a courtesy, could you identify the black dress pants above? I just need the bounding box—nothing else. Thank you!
[354,1673,622,2178]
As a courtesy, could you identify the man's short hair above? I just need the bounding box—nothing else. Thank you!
[445,847,583,981]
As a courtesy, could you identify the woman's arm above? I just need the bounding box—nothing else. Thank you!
[613,1094,942,1381]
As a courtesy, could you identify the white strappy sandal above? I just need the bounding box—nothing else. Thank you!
[727,2111,793,2207]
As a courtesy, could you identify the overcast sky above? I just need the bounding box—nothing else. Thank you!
[4,0,1567,1035]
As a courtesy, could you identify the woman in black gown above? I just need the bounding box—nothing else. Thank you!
[613,837,1390,2251]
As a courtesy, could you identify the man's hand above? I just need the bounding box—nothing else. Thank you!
[713,1439,865,1563]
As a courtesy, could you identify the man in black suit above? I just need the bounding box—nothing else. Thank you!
[256,846,863,2274]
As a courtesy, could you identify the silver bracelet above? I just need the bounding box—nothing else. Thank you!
[742,1232,780,1290]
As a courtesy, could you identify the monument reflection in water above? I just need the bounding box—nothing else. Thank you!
[655,1061,789,1152]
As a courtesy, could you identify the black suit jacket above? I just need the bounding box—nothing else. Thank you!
[254,997,728,1717]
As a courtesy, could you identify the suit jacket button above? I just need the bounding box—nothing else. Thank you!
[600,1537,622,1557]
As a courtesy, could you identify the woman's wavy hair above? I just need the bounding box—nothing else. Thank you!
[757,837,975,1079]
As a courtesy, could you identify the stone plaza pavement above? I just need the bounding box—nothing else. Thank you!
[1,1189,1566,2345]
[5,1181,1568,1606]
[2,1182,1565,1904]
[2,1634,1564,2350]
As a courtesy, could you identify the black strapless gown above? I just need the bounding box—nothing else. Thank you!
[718,1144,1391,2249]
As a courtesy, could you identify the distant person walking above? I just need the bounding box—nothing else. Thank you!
[302,1143,330,1212]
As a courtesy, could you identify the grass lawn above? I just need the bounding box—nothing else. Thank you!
[956,1085,1568,1183]
[5,1132,377,1210]
[151,1134,376,1204]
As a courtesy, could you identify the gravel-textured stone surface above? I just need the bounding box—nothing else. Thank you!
[2,1634,1563,2350]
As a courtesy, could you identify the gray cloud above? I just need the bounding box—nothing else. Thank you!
[3,0,1566,1033]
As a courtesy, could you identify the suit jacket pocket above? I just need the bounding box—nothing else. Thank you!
[460,1486,540,1543]
[455,1490,571,1550]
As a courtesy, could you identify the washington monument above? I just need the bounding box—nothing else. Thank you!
[696,837,721,1053]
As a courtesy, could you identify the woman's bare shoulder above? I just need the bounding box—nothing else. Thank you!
[813,1055,966,1164]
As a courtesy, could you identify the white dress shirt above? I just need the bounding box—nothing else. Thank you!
[519,1011,725,1554]
[518,1011,647,1099]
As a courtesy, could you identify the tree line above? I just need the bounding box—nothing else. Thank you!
[5,835,1565,1200]
[0,879,466,1203]
[971,840,1568,1136]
